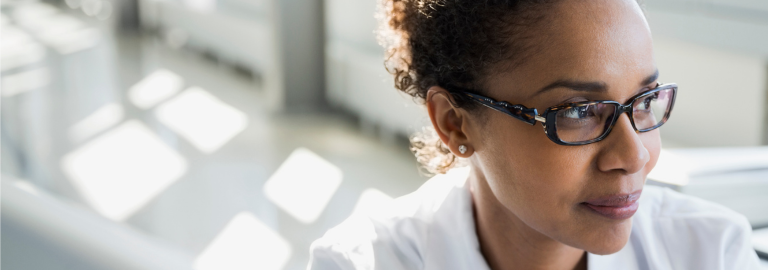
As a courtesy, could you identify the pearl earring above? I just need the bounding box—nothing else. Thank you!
[458,145,467,154]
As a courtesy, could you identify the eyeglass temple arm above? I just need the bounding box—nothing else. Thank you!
[460,92,546,125]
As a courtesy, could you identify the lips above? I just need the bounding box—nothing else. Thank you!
[581,190,642,220]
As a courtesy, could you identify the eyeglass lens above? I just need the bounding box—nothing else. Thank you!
[632,88,674,131]
[554,88,675,143]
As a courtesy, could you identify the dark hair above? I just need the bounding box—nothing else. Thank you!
[376,0,558,174]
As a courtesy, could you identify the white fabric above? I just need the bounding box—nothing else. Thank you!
[308,167,762,270]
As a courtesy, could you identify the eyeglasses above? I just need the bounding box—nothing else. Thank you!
[447,83,678,145]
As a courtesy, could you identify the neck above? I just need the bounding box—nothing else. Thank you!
[469,167,587,270]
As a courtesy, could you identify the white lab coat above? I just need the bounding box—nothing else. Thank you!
[308,167,762,270]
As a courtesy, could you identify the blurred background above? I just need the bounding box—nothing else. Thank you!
[1,0,767,269]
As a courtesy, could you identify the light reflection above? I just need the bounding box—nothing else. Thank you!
[128,69,184,109]
[154,87,248,154]
[352,188,395,217]
[185,0,217,12]
[68,103,125,143]
[33,14,85,36]
[13,180,42,196]
[61,120,188,221]
[264,148,343,224]
[0,26,46,71]
[36,18,100,55]
[194,212,292,270]
[1,67,49,97]
[14,4,62,34]
[13,4,100,55]
[11,2,59,25]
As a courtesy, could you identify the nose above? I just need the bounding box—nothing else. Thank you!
[596,113,650,174]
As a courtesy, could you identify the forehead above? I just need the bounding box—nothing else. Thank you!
[487,0,655,100]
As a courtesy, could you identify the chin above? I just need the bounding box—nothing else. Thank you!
[582,219,634,255]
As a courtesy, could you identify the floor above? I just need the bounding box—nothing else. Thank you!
[1,3,428,269]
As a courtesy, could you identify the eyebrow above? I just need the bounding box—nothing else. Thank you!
[534,69,660,96]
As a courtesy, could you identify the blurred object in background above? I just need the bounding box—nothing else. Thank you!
[324,0,429,139]
[644,0,768,147]
[1,0,767,269]
[2,175,195,269]
[138,0,325,112]
[648,147,768,227]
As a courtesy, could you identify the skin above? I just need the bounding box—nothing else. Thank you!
[426,0,660,269]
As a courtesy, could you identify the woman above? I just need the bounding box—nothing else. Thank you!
[309,0,761,269]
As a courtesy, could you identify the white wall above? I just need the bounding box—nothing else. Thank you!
[653,36,767,147]
[643,0,768,147]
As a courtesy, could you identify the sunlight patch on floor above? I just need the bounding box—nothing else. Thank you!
[128,69,184,109]
[61,120,188,221]
[264,147,343,224]
[194,212,291,270]
[155,87,248,154]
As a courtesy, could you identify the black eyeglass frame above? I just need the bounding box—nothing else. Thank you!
[446,83,678,145]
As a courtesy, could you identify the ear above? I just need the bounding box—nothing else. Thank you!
[426,86,474,157]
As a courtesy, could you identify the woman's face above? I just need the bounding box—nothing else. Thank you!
[469,0,659,254]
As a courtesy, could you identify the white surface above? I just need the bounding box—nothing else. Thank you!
[670,147,768,175]
[0,26,46,72]
[645,1,768,57]
[352,188,395,217]
[194,212,292,270]
[61,120,188,221]
[155,87,248,153]
[648,147,768,186]
[1,177,195,270]
[647,147,768,226]
[653,36,766,147]
[128,69,185,109]
[264,148,344,224]
[14,6,101,55]
[647,149,692,186]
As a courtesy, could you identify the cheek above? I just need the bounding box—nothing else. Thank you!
[475,116,596,226]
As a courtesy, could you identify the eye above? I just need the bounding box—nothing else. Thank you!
[636,93,658,111]
[561,105,595,119]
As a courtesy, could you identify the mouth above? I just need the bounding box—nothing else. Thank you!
[580,190,642,220]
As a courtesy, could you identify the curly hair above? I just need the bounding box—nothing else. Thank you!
[376,0,558,175]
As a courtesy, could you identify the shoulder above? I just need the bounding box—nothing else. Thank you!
[631,185,761,269]
[308,168,475,270]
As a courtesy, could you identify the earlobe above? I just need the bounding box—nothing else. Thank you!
[426,86,473,157]
[455,144,474,157]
